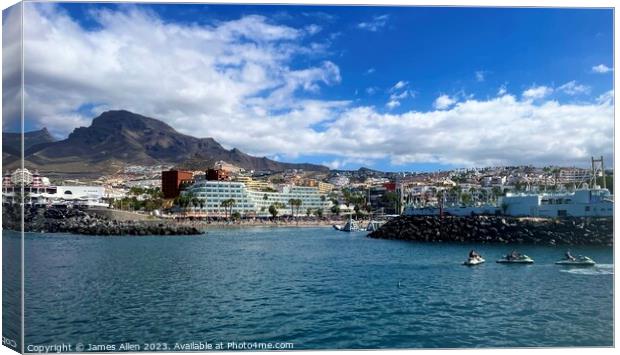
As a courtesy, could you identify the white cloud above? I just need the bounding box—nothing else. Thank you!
[592,64,613,73]
[433,94,456,110]
[18,4,614,169]
[390,90,410,101]
[557,81,591,95]
[357,14,389,32]
[366,87,378,95]
[324,95,613,168]
[21,3,346,145]
[522,85,553,100]
[596,90,614,105]
[390,80,408,91]
[324,159,344,170]
[386,100,400,109]
[497,85,508,96]
[365,67,375,75]
[305,24,321,35]
[475,70,485,82]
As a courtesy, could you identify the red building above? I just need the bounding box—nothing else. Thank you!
[206,169,230,181]
[162,170,194,199]
[383,182,396,192]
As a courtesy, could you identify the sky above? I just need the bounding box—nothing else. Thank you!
[2,3,614,171]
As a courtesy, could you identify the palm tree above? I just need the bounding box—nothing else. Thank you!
[288,199,295,217]
[268,204,278,219]
[450,185,462,205]
[489,187,499,203]
[220,198,236,219]
[288,198,303,224]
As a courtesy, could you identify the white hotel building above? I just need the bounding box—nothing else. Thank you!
[183,180,332,217]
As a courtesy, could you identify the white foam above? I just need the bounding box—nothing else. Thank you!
[559,264,614,276]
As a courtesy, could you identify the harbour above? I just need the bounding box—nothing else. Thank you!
[7,227,613,349]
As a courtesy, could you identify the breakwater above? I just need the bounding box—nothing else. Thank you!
[2,206,203,236]
[368,215,613,246]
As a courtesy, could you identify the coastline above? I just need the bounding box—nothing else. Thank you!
[369,215,613,246]
[171,219,353,230]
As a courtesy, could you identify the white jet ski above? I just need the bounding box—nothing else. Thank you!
[496,254,534,264]
[463,256,485,266]
[555,255,596,266]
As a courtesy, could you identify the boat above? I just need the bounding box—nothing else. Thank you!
[496,254,534,264]
[463,256,485,266]
[555,255,596,266]
[333,214,363,232]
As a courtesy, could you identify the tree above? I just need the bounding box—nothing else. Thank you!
[315,208,323,218]
[263,193,269,200]
[331,204,341,216]
[129,186,145,196]
[461,193,472,206]
[268,204,279,219]
[449,185,462,204]
[306,208,312,217]
[491,186,503,202]
[220,198,236,219]
[231,211,241,220]
[382,191,399,212]
[288,198,302,224]
[342,188,352,207]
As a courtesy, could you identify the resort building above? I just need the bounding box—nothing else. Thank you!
[183,180,332,217]
[233,175,274,191]
[161,170,194,199]
[304,179,335,194]
[2,169,106,207]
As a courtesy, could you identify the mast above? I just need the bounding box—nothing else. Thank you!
[591,156,606,189]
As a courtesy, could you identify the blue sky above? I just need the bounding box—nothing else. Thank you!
[4,3,614,171]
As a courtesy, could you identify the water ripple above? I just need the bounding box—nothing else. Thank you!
[8,229,613,349]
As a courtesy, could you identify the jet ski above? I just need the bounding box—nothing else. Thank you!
[555,255,596,266]
[496,254,534,264]
[463,256,485,266]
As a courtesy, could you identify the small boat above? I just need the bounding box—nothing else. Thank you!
[496,254,534,264]
[463,256,485,266]
[333,215,363,232]
[555,255,596,266]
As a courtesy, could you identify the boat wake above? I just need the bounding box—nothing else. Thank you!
[559,264,614,276]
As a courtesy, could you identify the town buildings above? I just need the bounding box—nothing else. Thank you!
[161,170,194,199]
[2,169,106,207]
[183,180,331,217]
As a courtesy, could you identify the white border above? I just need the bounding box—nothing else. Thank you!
[0,2,616,355]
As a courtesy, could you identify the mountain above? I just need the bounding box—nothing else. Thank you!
[2,128,57,168]
[10,110,328,176]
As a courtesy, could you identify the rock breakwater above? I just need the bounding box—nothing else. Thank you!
[368,215,612,246]
[3,206,203,236]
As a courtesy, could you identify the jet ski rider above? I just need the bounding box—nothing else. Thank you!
[565,250,576,261]
[469,250,480,259]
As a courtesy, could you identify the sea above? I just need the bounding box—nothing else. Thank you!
[2,227,614,350]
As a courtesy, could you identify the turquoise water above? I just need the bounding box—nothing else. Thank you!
[6,228,615,350]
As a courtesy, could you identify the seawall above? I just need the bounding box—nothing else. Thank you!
[368,215,613,246]
[3,206,204,236]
